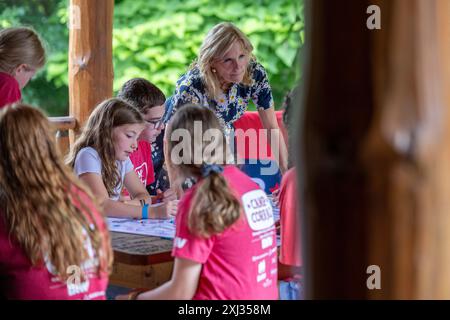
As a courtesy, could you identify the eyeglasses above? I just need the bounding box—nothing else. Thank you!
[145,118,164,130]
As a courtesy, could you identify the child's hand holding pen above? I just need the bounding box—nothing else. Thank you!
[152,188,176,204]
[152,190,164,203]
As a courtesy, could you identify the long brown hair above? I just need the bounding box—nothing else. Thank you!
[165,104,241,237]
[66,98,144,197]
[0,27,46,74]
[0,104,112,280]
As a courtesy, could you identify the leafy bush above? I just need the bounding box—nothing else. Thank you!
[1,0,304,115]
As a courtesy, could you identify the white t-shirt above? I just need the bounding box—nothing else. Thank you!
[74,147,134,200]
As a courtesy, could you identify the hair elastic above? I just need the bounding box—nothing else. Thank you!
[200,163,223,178]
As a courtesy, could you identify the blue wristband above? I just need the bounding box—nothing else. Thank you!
[142,203,149,219]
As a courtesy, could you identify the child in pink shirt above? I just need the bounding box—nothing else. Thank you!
[276,88,302,299]
[67,98,175,219]
[0,104,111,299]
[0,27,46,108]
[117,104,278,300]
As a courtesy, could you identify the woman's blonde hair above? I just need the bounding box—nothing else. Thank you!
[192,22,255,100]
[66,98,144,197]
[0,104,112,281]
[0,27,46,74]
[165,104,241,238]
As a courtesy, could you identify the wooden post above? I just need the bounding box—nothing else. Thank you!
[68,0,114,141]
[300,0,450,299]
[49,116,77,156]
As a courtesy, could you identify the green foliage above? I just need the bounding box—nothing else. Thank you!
[113,0,304,111]
[1,0,304,115]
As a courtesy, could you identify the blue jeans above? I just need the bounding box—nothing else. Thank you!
[105,284,132,300]
[279,280,303,300]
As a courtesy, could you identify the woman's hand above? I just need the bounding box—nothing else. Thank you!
[257,107,289,174]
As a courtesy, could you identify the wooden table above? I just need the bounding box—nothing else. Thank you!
[108,202,279,289]
[109,232,174,289]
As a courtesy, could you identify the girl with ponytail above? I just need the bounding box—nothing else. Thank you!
[117,104,278,300]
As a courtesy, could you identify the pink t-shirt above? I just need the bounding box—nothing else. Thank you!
[0,186,109,300]
[123,140,155,197]
[0,72,21,109]
[279,168,302,268]
[172,165,278,300]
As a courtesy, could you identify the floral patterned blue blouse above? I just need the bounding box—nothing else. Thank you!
[163,60,274,132]
[149,60,274,194]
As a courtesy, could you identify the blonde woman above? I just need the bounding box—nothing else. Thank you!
[117,105,278,300]
[0,27,46,108]
[0,104,112,299]
[160,22,288,174]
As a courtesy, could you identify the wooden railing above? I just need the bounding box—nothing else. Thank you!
[49,116,77,157]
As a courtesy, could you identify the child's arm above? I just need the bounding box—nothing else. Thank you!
[117,257,202,300]
[79,172,168,219]
[123,170,152,204]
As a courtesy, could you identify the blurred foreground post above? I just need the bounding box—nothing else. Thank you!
[300,0,450,299]
[68,0,114,144]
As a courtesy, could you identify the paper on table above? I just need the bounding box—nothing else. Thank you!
[108,196,279,239]
[107,217,176,239]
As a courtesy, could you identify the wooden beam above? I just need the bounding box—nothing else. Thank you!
[300,0,450,298]
[49,116,77,131]
[68,0,114,140]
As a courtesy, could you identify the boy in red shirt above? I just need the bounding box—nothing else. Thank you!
[0,27,46,108]
[117,78,175,203]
